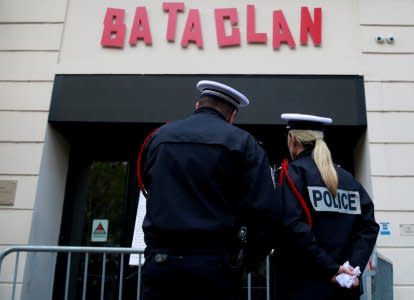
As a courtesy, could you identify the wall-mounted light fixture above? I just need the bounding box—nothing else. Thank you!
[376,34,395,44]
[375,35,385,43]
[385,34,395,44]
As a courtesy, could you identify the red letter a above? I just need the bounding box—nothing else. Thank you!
[181,9,203,48]
[129,7,152,46]
[273,10,295,49]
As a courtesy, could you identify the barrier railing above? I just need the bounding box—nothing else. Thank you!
[0,246,144,300]
[0,245,269,300]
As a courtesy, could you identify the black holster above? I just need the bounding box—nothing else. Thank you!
[230,226,248,270]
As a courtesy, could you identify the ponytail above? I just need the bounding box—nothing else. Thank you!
[312,138,338,196]
[290,130,338,196]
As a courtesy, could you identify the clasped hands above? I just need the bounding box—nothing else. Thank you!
[331,261,361,288]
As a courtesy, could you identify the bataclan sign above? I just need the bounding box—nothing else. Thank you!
[101,3,322,50]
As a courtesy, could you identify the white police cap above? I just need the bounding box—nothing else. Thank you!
[281,113,332,131]
[197,80,250,109]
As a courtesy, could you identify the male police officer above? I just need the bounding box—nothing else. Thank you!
[274,113,379,300]
[140,80,281,300]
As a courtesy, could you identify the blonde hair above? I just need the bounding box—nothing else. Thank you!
[290,129,338,196]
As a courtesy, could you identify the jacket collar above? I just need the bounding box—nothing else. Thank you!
[294,147,313,161]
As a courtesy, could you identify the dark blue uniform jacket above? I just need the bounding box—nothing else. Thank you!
[275,149,379,300]
[142,107,281,267]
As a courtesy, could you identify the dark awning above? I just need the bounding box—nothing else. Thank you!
[49,74,366,126]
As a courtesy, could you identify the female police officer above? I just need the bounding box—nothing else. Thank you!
[274,113,379,300]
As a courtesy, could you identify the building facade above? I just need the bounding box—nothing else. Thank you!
[1,0,414,299]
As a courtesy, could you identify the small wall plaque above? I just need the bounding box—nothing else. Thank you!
[400,224,414,236]
[0,180,17,206]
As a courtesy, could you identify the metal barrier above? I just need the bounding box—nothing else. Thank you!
[371,252,393,300]
[0,246,144,300]
[361,251,393,300]
[0,245,270,300]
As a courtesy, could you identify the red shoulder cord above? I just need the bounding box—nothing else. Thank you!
[136,126,161,198]
[278,158,313,228]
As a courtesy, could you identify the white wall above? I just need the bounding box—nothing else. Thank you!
[21,127,69,300]
[360,0,414,298]
[56,0,362,75]
[0,0,68,299]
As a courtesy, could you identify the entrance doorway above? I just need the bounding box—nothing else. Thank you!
[51,124,363,300]
[51,124,151,300]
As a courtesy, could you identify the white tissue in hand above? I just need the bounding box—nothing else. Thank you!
[336,273,355,288]
[335,261,361,288]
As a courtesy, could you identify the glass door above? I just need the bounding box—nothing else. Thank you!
[53,154,140,300]
[77,161,128,299]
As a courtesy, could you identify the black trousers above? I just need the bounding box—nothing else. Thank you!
[142,252,243,300]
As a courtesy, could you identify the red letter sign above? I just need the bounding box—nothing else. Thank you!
[247,5,267,44]
[215,8,241,47]
[129,7,152,46]
[163,2,185,42]
[273,10,295,49]
[300,7,322,46]
[101,8,126,48]
[181,9,203,48]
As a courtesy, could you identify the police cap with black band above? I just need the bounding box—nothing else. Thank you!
[197,80,250,110]
[281,113,333,131]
